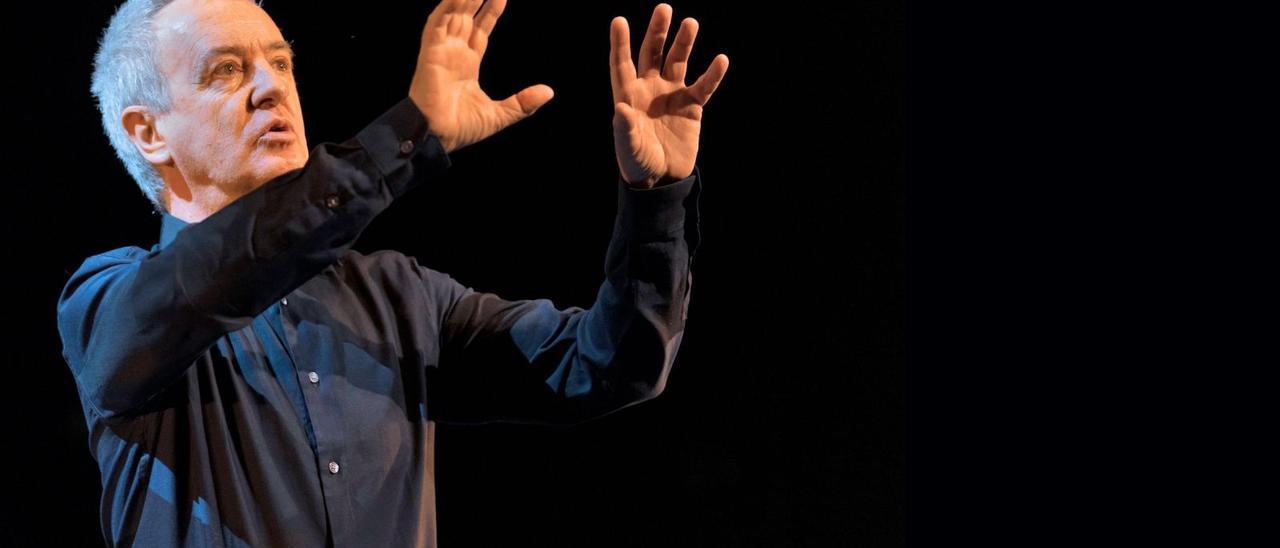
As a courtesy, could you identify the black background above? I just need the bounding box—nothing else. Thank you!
[1,0,903,546]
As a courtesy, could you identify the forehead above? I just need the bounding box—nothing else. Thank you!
[154,0,285,62]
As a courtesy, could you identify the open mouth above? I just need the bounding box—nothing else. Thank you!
[266,120,291,134]
[258,120,294,144]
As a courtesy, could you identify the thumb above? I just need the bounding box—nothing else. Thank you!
[613,102,641,137]
[496,84,554,126]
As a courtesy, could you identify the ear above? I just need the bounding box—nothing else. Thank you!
[121,106,171,165]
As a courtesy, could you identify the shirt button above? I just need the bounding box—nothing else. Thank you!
[281,297,288,307]
[399,139,415,155]
[324,194,340,209]
[308,371,320,384]
[328,460,340,474]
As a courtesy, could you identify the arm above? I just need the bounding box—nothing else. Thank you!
[422,3,726,425]
[59,0,552,421]
[423,169,701,426]
[57,100,449,419]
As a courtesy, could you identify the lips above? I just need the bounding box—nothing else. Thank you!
[257,117,293,136]
[256,118,295,144]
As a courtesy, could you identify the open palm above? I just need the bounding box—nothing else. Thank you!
[611,4,729,189]
[409,0,554,154]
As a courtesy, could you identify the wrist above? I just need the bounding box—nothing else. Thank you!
[625,174,680,190]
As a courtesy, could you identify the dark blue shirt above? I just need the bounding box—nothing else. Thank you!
[57,98,701,547]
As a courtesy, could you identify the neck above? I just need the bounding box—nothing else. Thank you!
[162,184,246,223]
[160,169,255,223]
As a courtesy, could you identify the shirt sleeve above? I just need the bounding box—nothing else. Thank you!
[420,167,702,426]
[56,98,451,419]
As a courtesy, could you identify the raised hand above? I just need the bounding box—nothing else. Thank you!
[409,0,554,154]
[610,4,729,189]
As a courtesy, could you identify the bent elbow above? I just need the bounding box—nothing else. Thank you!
[78,344,186,420]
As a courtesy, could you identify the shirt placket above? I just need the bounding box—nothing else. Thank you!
[273,291,355,545]
[254,300,318,453]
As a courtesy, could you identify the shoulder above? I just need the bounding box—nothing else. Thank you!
[61,246,151,297]
[75,245,151,268]
[56,245,151,333]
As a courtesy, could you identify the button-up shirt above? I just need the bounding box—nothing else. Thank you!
[56,98,701,547]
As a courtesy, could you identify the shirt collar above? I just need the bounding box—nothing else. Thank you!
[158,212,190,250]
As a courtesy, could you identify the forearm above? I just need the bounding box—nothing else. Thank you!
[559,168,701,409]
[170,100,446,320]
[58,99,450,418]
[429,167,701,426]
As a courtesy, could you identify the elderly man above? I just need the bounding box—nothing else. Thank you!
[57,0,726,546]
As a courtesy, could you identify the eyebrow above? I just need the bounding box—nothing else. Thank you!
[266,40,295,57]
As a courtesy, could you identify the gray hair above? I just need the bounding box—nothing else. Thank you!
[90,0,178,212]
[91,0,263,212]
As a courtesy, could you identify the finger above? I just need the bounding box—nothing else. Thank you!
[425,0,470,36]
[610,16,636,105]
[454,0,483,15]
[433,0,468,19]
[425,0,460,31]
[688,54,728,106]
[474,0,506,36]
[439,0,482,36]
[663,18,698,83]
[496,84,555,126]
[467,0,486,14]
[637,3,673,76]
[436,0,464,14]
[471,0,507,57]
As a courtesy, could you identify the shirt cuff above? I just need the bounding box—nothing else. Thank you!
[354,96,452,198]
[616,165,702,245]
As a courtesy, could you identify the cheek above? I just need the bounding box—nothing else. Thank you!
[173,107,240,150]
[288,106,310,161]
[290,99,308,150]
[208,113,254,158]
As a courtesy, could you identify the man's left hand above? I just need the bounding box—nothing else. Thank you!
[610,4,729,189]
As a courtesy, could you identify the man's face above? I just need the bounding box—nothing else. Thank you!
[152,0,308,197]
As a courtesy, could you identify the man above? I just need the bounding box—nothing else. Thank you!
[56,0,727,546]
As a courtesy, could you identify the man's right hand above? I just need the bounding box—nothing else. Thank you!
[409,0,554,154]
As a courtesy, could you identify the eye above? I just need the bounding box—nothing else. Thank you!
[273,58,292,72]
[214,61,241,76]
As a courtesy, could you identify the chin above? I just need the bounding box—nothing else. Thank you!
[254,152,307,182]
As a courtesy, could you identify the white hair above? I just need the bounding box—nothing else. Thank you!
[91,0,263,212]
[91,0,179,212]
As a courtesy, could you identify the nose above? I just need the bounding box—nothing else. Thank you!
[249,58,290,110]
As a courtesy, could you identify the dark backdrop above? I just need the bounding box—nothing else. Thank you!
[1,1,902,546]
